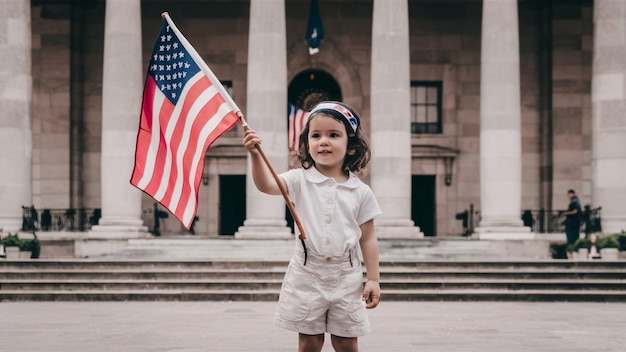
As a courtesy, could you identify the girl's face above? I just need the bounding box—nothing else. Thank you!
[307,114,351,175]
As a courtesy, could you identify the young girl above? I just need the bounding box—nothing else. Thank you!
[243,101,381,352]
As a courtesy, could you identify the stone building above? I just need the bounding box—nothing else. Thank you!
[1,0,624,241]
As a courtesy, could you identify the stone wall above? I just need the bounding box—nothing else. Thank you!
[550,1,593,210]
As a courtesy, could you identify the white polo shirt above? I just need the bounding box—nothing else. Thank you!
[280,167,382,257]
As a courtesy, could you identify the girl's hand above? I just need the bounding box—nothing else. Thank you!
[362,280,380,309]
[242,128,261,153]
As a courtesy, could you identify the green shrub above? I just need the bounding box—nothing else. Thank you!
[596,234,621,250]
[616,232,626,251]
[567,237,591,252]
[1,233,21,247]
[2,232,40,258]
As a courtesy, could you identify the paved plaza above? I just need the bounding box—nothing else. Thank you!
[1,301,624,352]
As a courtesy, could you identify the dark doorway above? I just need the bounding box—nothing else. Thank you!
[219,175,246,235]
[412,175,436,236]
[286,207,295,234]
[288,69,342,110]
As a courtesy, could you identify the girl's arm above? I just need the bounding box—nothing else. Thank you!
[242,128,285,196]
[359,219,380,309]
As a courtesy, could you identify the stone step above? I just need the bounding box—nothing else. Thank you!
[3,259,625,270]
[376,260,626,269]
[0,269,287,280]
[1,268,625,280]
[113,237,561,261]
[0,259,288,270]
[0,290,279,301]
[2,279,625,291]
[118,238,510,261]
[0,279,284,291]
[380,279,626,291]
[381,270,626,280]
[2,259,625,302]
[1,289,625,302]
[380,289,626,302]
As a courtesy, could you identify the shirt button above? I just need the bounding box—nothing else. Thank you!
[327,199,332,204]
[326,257,331,262]
[325,217,331,224]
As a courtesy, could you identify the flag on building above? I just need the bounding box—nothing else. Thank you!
[306,0,324,55]
[288,103,309,151]
[131,13,241,229]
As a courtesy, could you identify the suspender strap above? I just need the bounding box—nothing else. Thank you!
[300,238,308,265]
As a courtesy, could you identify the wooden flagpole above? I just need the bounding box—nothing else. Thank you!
[238,113,307,240]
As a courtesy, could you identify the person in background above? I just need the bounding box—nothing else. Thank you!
[563,189,582,258]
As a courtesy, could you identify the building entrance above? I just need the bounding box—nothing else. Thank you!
[219,175,246,235]
[412,175,436,236]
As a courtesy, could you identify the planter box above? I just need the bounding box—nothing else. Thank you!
[600,248,619,260]
[618,251,626,260]
[19,250,32,259]
[5,247,20,259]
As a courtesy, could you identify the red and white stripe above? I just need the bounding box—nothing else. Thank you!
[131,72,239,228]
[288,104,308,151]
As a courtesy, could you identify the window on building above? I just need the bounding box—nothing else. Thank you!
[410,81,442,134]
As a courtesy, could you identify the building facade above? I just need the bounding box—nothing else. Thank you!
[1,0,624,239]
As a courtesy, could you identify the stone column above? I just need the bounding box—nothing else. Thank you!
[370,0,422,238]
[0,0,31,233]
[89,0,147,238]
[235,0,291,239]
[474,0,530,239]
[591,0,626,233]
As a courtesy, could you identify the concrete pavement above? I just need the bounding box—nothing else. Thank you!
[1,301,624,351]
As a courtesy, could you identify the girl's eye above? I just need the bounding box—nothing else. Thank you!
[330,133,339,138]
[310,133,320,138]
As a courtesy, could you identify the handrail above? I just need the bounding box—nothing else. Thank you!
[21,206,101,232]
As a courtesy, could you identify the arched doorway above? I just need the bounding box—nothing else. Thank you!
[288,69,342,110]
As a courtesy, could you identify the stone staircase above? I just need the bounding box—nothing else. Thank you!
[1,259,625,302]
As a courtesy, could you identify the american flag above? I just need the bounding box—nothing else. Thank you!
[288,103,309,151]
[131,14,240,229]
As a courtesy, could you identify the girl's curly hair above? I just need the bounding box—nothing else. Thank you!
[295,102,371,174]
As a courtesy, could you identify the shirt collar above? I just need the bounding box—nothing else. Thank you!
[304,167,361,189]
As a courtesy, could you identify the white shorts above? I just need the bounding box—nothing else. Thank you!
[274,249,370,337]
